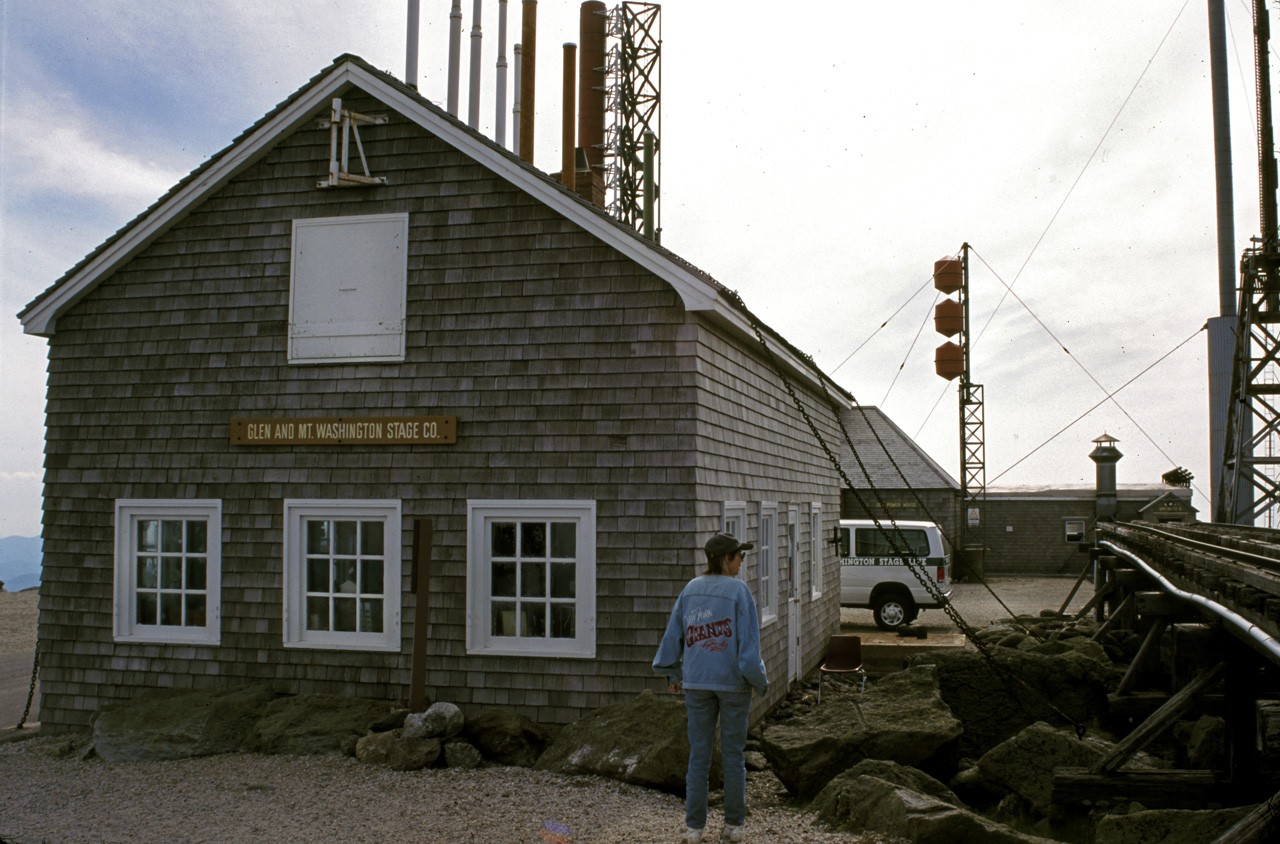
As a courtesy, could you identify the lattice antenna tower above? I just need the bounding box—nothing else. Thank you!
[602,2,660,237]
[1219,0,1280,524]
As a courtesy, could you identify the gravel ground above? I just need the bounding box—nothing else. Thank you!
[0,591,39,656]
[0,740,898,844]
[0,578,1086,844]
[840,574,1093,633]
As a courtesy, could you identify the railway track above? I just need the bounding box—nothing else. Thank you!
[1097,520,1280,643]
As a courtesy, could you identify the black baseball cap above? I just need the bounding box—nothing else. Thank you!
[704,532,754,558]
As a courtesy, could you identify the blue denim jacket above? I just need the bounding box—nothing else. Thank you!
[652,574,768,695]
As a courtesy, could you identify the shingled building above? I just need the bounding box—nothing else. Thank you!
[19,55,850,732]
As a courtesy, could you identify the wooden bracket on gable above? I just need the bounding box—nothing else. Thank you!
[317,97,389,188]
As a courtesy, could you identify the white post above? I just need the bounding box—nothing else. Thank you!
[405,0,420,88]
[496,0,508,147]
[468,0,483,129]
[447,0,463,117]
[513,43,522,155]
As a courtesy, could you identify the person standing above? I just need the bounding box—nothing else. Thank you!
[653,532,769,844]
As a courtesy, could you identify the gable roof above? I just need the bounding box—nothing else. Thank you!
[1138,490,1198,514]
[19,53,848,403]
[838,406,958,490]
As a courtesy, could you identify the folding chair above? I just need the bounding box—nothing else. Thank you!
[818,634,866,702]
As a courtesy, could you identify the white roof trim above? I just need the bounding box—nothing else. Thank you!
[21,67,364,337]
[21,58,842,402]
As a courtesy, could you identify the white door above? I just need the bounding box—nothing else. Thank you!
[787,510,801,682]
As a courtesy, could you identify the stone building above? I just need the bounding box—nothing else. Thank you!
[18,55,849,732]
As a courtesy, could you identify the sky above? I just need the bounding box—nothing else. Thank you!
[0,0,1268,537]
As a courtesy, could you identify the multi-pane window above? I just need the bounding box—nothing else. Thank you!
[759,504,777,622]
[284,500,401,651]
[723,501,746,578]
[809,504,822,598]
[489,520,578,640]
[303,518,385,635]
[114,500,221,644]
[467,501,596,658]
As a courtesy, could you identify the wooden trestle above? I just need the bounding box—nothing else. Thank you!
[1050,521,1280,843]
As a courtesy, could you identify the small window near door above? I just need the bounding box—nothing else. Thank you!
[1065,519,1086,543]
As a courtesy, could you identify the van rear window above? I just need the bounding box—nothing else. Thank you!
[855,528,930,557]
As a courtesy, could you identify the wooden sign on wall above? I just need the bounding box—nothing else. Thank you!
[230,415,458,445]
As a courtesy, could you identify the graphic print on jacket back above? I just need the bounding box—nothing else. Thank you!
[685,607,733,653]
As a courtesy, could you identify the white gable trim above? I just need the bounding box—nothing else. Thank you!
[21,58,844,403]
[21,66,366,337]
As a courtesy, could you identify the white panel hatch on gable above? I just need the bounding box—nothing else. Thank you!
[289,213,410,364]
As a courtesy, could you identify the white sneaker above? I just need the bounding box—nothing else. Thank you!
[684,827,704,844]
[722,825,744,843]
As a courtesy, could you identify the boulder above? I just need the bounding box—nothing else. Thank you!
[1172,715,1226,769]
[461,707,555,767]
[443,738,483,769]
[91,684,277,762]
[759,665,962,799]
[355,729,399,765]
[815,774,1060,844]
[388,734,441,771]
[405,701,464,740]
[912,649,1114,758]
[976,721,1169,819]
[535,689,719,795]
[242,694,397,755]
[1094,806,1253,844]
[1024,637,1112,665]
[813,759,962,817]
[976,722,1115,817]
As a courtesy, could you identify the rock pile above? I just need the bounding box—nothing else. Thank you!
[86,687,551,774]
[73,610,1266,843]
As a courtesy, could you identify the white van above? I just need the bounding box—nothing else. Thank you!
[838,519,952,631]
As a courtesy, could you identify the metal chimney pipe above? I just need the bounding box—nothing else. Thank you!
[448,0,463,116]
[578,1,607,171]
[496,0,509,147]
[1089,434,1123,522]
[513,44,523,155]
[1207,0,1238,520]
[1257,0,1278,247]
[406,0,420,89]
[520,0,537,164]
[643,130,656,240]
[468,0,483,129]
[1209,0,1236,317]
[562,43,577,190]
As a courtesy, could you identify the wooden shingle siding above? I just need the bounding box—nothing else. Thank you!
[34,82,844,732]
[35,89,711,731]
[690,325,843,719]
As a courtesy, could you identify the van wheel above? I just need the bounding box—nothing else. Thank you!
[873,593,915,631]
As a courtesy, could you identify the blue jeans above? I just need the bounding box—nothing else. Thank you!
[684,689,751,830]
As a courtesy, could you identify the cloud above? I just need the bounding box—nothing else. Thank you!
[3,89,187,217]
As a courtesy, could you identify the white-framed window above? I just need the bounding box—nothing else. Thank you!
[722,500,747,579]
[809,503,822,598]
[466,500,597,658]
[787,506,799,601]
[289,213,409,364]
[283,500,402,651]
[1065,519,1087,543]
[113,500,222,645]
[759,503,778,622]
